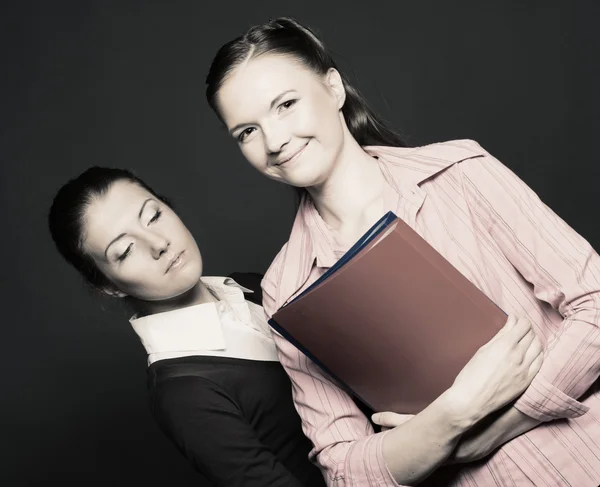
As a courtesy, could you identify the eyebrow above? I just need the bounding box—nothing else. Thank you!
[138,198,153,219]
[228,90,297,135]
[103,198,154,258]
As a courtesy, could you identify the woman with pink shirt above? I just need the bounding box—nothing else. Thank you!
[205,17,600,487]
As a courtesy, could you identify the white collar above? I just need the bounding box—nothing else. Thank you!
[129,276,277,362]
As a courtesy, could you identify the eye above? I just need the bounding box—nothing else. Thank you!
[117,243,133,262]
[148,209,162,225]
[237,127,256,143]
[278,99,297,112]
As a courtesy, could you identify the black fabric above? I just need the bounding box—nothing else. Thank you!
[227,272,263,306]
[145,273,324,486]
[148,355,325,487]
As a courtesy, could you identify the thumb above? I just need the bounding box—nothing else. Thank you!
[371,411,413,428]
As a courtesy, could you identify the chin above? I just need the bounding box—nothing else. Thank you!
[287,171,328,189]
[291,157,333,188]
[158,264,203,302]
[178,263,203,292]
[155,280,200,302]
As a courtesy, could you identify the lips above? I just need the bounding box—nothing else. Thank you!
[165,251,185,274]
[275,141,309,166]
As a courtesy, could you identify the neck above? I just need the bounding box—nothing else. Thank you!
[306,132,386,232]
[131,279,218,317]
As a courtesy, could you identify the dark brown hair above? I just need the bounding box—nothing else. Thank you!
[48,167,171,289]
[205,17,406,148]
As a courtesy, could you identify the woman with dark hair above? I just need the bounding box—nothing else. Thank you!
[48,167,326,487]
[206,17,600,487]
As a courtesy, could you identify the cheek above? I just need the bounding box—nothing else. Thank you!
[105,253,157,287]
[112,263,152,291]
[297,98,342,140]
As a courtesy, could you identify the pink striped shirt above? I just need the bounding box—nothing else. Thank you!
[261,139,600,487]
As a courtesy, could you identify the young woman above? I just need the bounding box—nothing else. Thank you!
[205,17,600,487]
[48,167,326,487]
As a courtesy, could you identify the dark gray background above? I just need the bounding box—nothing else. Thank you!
[2,0,598,485]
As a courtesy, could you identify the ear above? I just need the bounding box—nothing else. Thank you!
[99,286,128,298]
[324,68,346,109]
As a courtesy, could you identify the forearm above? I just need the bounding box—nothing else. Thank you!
[461,151,600,422]
[447,406,541,465]
[382,390,478,485]
[514,316,600,421]
[478,406,541,446]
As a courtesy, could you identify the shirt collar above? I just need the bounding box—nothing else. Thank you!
[129,276,253,356]
[201,276,253,303]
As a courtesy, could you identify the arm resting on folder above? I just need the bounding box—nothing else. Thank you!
[269,328,469,487]
[373,406,541,465]
[264,263,542,487]
[381,315,542,482]
[462,149,600,422]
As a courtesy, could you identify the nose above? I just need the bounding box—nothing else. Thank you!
[147,232,170,260]
[263,122,290,155]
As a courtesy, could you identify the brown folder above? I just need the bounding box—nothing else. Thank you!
[269,212,507,414]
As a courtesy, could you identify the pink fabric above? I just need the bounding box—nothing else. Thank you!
[262,139,600,486]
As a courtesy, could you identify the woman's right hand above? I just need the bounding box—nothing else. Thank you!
[445,314,544,424]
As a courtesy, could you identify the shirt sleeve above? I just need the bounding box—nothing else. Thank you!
[262,274,404,487]
[151,376,307,487]
[460,143,600,422]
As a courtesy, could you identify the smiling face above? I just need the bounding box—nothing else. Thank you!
[81,180,203,301]
[216,54,349,188]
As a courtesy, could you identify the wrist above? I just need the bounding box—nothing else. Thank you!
[436,388,484,432]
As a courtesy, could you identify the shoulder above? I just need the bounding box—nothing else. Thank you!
[422,138,487,154]
[262,242,290,288]
[367,139,490,184]
[375,139,487,159]
[261,242,291,316]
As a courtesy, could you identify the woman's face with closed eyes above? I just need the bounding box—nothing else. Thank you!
[81,180,203,301]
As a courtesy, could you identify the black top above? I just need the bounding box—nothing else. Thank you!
[147,356,325,487]
[145,272,325,486]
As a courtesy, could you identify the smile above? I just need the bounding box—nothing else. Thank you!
[275,141,309,166]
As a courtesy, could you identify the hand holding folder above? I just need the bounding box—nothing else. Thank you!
[269,212,524,414]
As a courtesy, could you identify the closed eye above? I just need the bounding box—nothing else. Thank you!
[117,243,133,262]
[148,209,162,225]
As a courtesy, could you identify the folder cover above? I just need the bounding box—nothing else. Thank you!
[269,212,507,414]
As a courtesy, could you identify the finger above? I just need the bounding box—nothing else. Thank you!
[499,314,518,333]
[528,348,544,376]
[371,412,412,428]
[507,317,533,343]
[372,412,393,427]
[487,315,517,345]
[516,329,536,350]
[372,412,400,427]
[525,349,544,382]
[515,316,533,336]
[523,335,543,362]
